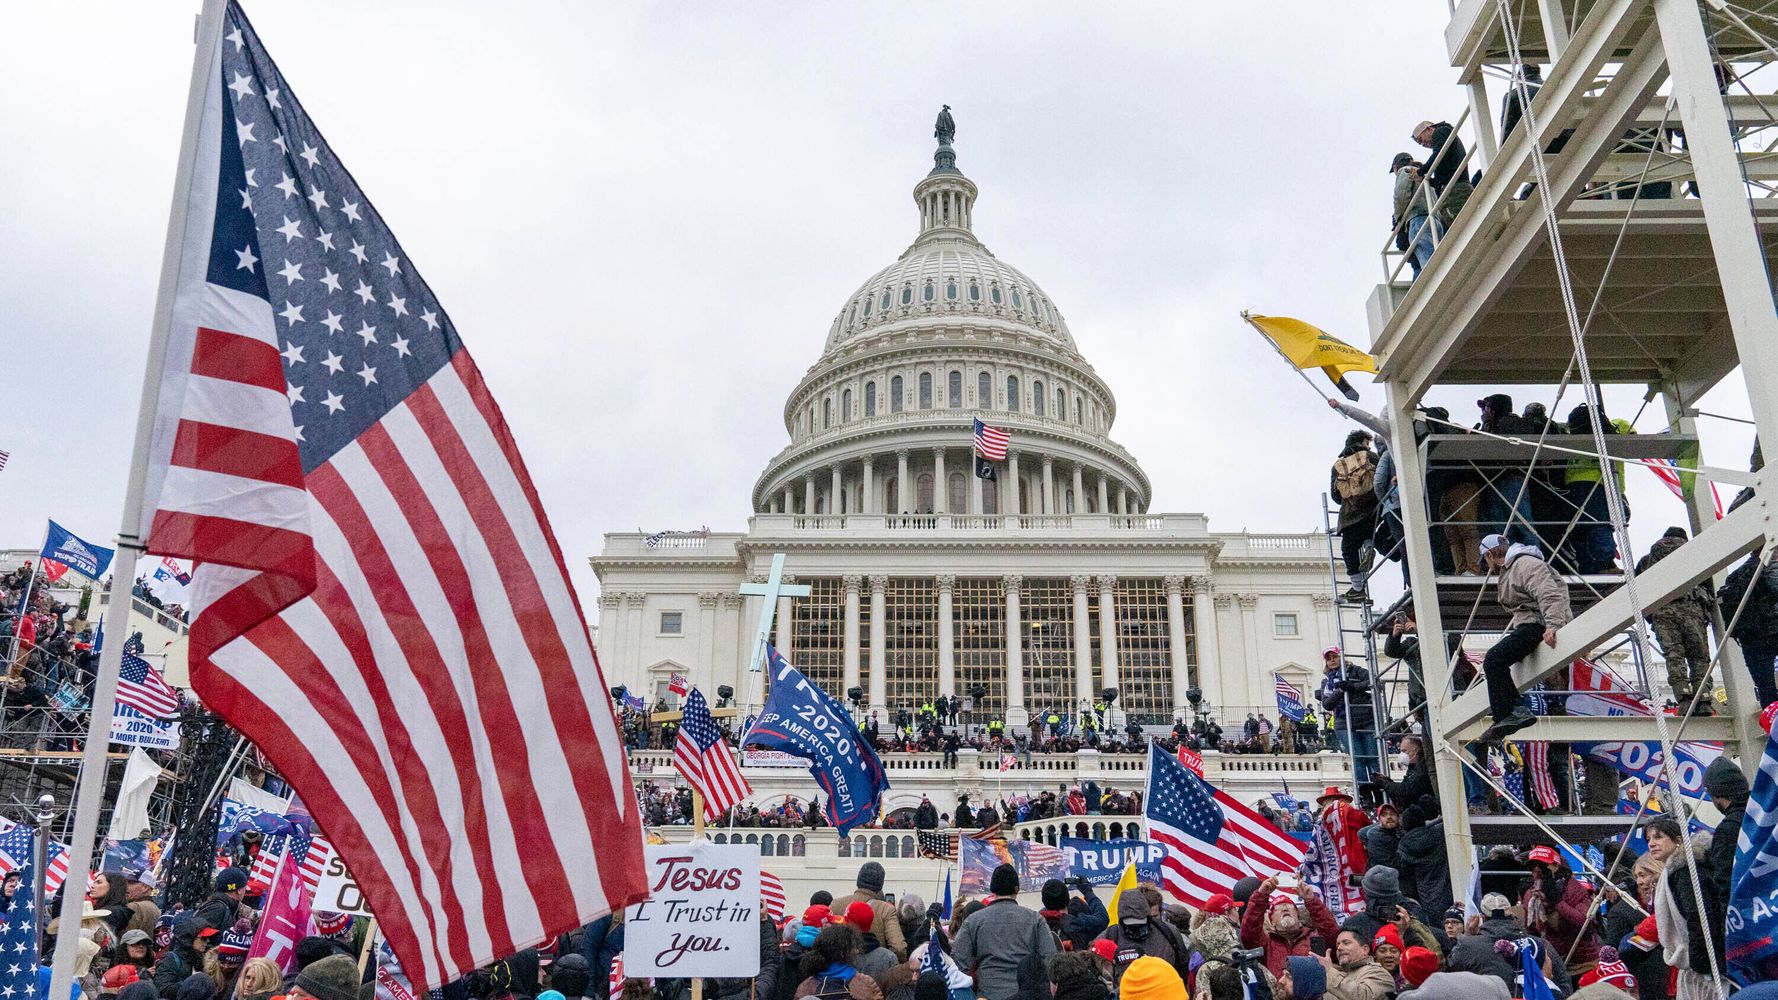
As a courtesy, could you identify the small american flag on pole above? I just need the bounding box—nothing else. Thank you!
[674,688,752,818]
[973,418,1009,461]
[999,752,1018,772]
[760,871,785,921]
[117,652,182,720]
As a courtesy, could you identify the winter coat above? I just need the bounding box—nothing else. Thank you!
[1423,122,1466,194]
[1657,833,1724,977]
[1524,874,1600,970]
[795,967,883,1000]
[1393,167,1427,225]
[1722,552,1778,643]
[1447,916,1526,992]
[855,934,898,987]
[712,916,782,1000]
[1238,892,1339,977]
[1187,918,1279,1000]
[191,892,237,933]
[1496,544,1573,631]
[581,915,624,1000]
[150,944,201,1000]
[1099,894,1190,985]
[952,899,1056,1000]
[1395,821,1452,923]
[1357,825,1400,875]
[1323,957,1394,1000]
[1318,669,1375,733]
[1331,448,1380,529]
[831,888,909,960]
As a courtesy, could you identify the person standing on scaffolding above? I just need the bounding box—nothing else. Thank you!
[1331,429,1381,601]
[1479,533,1573,740]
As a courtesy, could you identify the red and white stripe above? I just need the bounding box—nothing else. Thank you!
[1177,746,1203,775]
[761,871,785,921]
[136,48,644,989]
[1526,742,1560,809]
[1150,791,1306,910]
[974,420,1010,461]
[674,730,751,818]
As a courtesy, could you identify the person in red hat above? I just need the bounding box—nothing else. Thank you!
[1398,946,1439,990]
[1239,877,1340,978]
[1577,947,1637,994]
[1520,845,1601,975]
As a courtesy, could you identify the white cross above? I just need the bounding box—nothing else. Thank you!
[736,553,810,674]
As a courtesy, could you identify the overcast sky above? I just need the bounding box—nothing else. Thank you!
[1,1,1758,605]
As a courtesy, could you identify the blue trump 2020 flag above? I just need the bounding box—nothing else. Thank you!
[743,644,888,835]
[1728,728,1778,984]
[41,520,115,580]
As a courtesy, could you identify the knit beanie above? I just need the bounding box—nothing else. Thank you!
[550,955,590,998]
[1578,951,1636,993]
[1041,878,1068,911]
[802,905,831,930]
[1372,925,1404,953]
[1284,955,1324,1000]
[989,863,1020,898]
[1706,757,1751,801]
[295,954,364,1000]
[857,861,887,894]
[176,977,217,1000]
[844,901,875,932]
[1118,956,1186,1000]
[1231,876,1261,904]
[913,973,949,1000]
[1361,866,1402,902]
[811,890,833,907]
[539,991,565,1000]
[1400,946,1438,986]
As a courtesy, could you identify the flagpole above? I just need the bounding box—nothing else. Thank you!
[1239,312,1337,403]
[48,2,231,996]
[690,789,704,1000]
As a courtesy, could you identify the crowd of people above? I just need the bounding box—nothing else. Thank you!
[0,560,115,750]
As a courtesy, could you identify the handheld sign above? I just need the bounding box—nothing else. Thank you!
[624,842,761,979]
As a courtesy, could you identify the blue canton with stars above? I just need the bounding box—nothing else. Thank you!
[211,2,463,473]
[1147,742,1225,843]
[680,688,723,753]
[0,855,41,998]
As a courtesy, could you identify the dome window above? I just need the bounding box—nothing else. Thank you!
[1012,289,1024,309]
[847,304,857,325]
[968,281,980,302]
[891,375,904,413]
[900,285,912,306]
[1006,375,1020,413]
[990,284,1002,305]
[1033,380,1045,417]
[1075,398,1083,424]
[823,398,832,429]
[977,371,991,406]
[864,381,877,417]
[863,296,872,318]
[880,289,892,311]
[918,372,932,409]
[842,388,853,422]
[922,282,934,303]
[946,280,958,301]
[948,370,962,408]
[1056,387,1065,417]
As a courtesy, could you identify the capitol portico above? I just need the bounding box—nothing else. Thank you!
[591,113,1335,733]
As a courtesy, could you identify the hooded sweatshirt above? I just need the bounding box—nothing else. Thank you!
[1098,894,1188,986]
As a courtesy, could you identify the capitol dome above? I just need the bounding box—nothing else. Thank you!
[753,109,1149,519]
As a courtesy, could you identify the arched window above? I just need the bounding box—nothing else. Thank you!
[884,477,898,512]
[1056,387,1065,416]
[978,371,991,406]
[1012,288,1024,309]
[865,381,876,417]
[761,836,775,856]
[900,285,912,306]
[886,836,900,859]
[922,282,934,302]
[847,303,856,325]
[946,280,958,300]
[880,289,891,311]
[891,376,904,412]
[1033,380,1045,416]
[815,495,826,514]
[842,387,852,422]
[792,834,806,857]
[919,372,933,409]
[1006,376,1020,412]
[948,473,966,512]
[822,398,831,429]
[1075,398,1083,424]
[1065,489,1075,514]
[969,281,980,302]
[990,284,1003,304]
[863,295,872,318]
[916,474,934,512]
[983,478,999,514]
[948,370,962,408]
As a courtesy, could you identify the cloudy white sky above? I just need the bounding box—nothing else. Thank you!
[1,2,1759,604]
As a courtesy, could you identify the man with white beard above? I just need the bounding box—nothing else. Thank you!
[1240,876,1342,978]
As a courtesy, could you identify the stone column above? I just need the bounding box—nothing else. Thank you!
[1116,487,1128,515]
[698,592,720,693]
[1041,457,1055,514]
[1096,576,1120,716]
[743,571,768,675]
[842,574,862,698]
[1070,575,1094,711]
[862,457,876,514]
[1236,594,1261,703]
[896,450,911,513]
[803,475,816,516]
[933,448,947,514]
[1096,474,1109,514]
[1007,452,1022,515]
[716,592,744,686]
[830,464,843,516]
[1071,464,1085,514]
[1312,594,1335,651]
[776,576,797,662]
[1164,576,1189,723]
[782,485,794,514]
[598,593,624,682]
[868,574,889,716]
[1004,574,1028,727]
[624,592,647,694]
[1193,580,1223,714]
[936,574,956,697]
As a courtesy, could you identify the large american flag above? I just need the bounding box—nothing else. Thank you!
[118,652,182,719]
[973,418,1009,461]
[0,822,71,897]
[247,831,330,896]
[674,688,751,818]
[132,4,644,986]
[1144,742,1305,908]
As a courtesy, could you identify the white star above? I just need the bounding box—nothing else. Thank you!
[356,363,378,386]
[238,187,252,210]
[287,384,305,404]
[320,310,344,335]
[419,309,439,331]
[279,301,305,326]
[276,173,299,200]
[348,240,368,264]
[379,252,402,277]
[300,143,322,169]
[236,120,256,145]
[271,133,287,154]
[234,245,258,273]
[281,343,305,365]
[225,26,245,51]
[244,167,258,188]
[307,188,329,211]
[276,216,304,242]
[7,964,18,975]
[228,72,255,100]
[354,280,376,305]
[266,86,282,110]
[278,259,303,284]
[5,983,16,997]
[316,230,335,252]
[387,294,408,317]
[319,268,342,294]
[390,334,412,358]
[15,940,28,953]
[357,321,378,345]
[341,201,362,223]
[322,390,345,415]
[293,424,304,441]
[321,350,344,375]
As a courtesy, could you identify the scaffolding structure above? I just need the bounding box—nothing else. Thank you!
[1367,0,1778,921]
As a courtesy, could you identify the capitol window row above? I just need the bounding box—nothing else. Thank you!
[842,277,1057,332]
[798,363,1103,436]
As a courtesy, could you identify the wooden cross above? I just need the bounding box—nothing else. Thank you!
[737,553,809,674]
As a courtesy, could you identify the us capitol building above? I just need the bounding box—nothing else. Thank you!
[591,112,1337,753]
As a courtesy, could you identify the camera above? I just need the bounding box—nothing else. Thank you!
[1231,949,1275,1000]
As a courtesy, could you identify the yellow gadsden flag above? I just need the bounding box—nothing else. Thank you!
[1106,861,1140,925]
[1242,312,1378,400]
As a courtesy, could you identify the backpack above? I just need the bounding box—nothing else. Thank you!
[1332,451,1376,501]
[810,977,852,1000]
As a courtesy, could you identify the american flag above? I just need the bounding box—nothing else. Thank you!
[674,689,752,818]
[1645,458,1724,519]
[1525,742,1559,810]
[1021,842,1066,870]
[999,753,1018,772]
[248,831,330,895]
[609,956,626,996]
[917,824,1002,862]
[1144,742,1305,909]
[0,823,71,897]
[760,871,785,921]
[1274,673,1308,723]
[117,652,182,720]
[973,418,1009,461]
[0,855,38,998]
[131,6,644,987]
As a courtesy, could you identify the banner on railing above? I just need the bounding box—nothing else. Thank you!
[960,836,1069,893]
[742,749,812,768]
[110,703,178,750]
[1060,837,1166,886]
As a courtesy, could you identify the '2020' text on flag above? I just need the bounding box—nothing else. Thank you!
[134,4,644,986]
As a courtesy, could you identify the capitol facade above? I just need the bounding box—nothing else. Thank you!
[591,119,1335,733]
